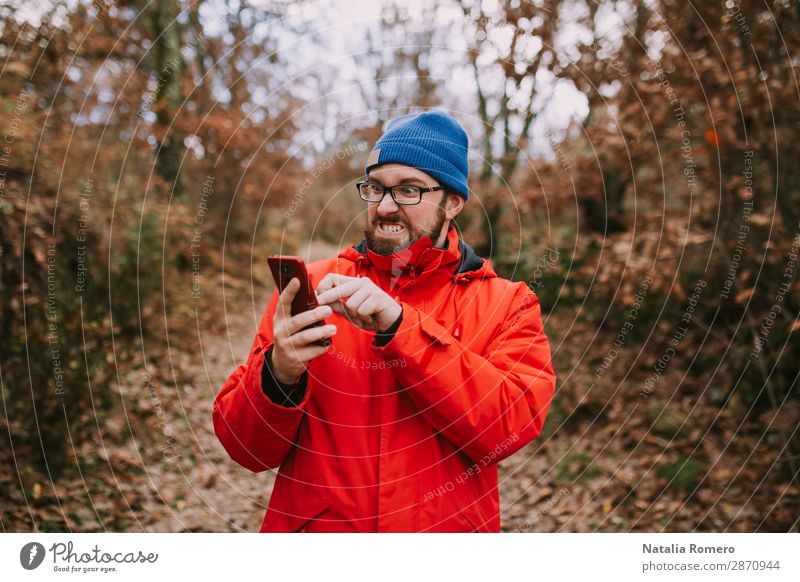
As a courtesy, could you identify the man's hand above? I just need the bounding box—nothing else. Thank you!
[315,274,402,333]
[270,278,337,384]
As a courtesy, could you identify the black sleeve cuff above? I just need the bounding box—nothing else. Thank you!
[373,310,403,347]
[262,346,308,407]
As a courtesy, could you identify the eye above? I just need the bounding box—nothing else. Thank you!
[396,186,420,197]
[367,183,383,194]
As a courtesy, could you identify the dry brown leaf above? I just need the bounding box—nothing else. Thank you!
[734,287,755,303]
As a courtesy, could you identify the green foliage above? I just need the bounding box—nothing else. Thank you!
[647,402,694,440]
[553,449,601,486]
[656,457,704,492]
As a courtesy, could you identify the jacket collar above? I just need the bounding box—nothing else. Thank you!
[342,226,496,282]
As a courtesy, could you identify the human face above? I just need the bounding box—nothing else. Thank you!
[362,164,450,256]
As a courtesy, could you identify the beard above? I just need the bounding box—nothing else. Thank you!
[364,197,448,256]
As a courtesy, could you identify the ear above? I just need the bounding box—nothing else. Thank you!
[444,192,465,220]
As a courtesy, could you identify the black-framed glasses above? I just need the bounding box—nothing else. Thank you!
[356,180,445,205]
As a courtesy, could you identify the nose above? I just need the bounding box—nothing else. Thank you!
[376,192,400,216]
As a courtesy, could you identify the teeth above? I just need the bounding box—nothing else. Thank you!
[381,223,403,233]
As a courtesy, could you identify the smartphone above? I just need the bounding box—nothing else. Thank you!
[267,255,330,348]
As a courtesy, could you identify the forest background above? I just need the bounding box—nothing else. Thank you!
[1,0,798,532]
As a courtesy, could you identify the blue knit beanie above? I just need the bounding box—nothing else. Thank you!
[364,111,470,200]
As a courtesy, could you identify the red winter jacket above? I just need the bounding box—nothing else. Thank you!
[213,226,556,532]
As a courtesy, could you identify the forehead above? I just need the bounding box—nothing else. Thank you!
[368,164,437,184]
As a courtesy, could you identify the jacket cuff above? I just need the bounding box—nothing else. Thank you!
[262,346,308,407]
[373,310,404,347]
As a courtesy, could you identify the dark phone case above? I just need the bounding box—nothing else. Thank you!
[267,256,330,348]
